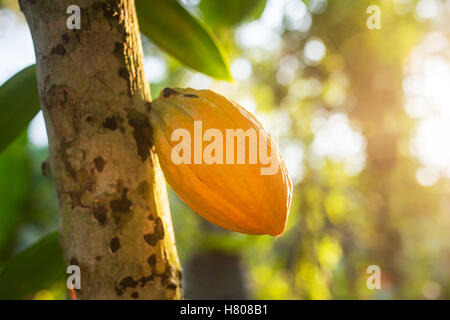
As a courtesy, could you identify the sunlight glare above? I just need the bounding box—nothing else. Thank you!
[405,43,450,183]
[28,111,49,148]
[310,113,366,175]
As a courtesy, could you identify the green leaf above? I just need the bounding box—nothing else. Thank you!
[0,65,40,154]
[0,133,31,253]
[0,231,66,300]
[248,0,268,21]
[199,0,267,28]
[135,0,232,80]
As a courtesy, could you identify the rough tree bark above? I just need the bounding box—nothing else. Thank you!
[20,0,182,299]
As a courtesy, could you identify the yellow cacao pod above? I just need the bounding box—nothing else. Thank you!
[149,88,292,236]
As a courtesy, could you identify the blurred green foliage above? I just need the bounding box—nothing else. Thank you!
[0,65,39,153]
[0,231,65,299]
[167,0,450,300]
[136,0,231,80]
[198,0,267,29]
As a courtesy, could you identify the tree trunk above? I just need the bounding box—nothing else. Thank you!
[184,220,249,299]
[20,0,182,299]
[184,250,248,299]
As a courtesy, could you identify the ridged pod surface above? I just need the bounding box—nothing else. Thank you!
[149,88,292,236]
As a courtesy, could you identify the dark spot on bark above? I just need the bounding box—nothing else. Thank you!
[110,237,120,253]
[45,85,71,110]
[145,102,152,112]
[95,256,102,261]
[131,292,139,299]
[144,233,159,247]
[62,33,70,44]
[60,139,76,179]
[93,157,105,172]
[98,1,133,94]
[137,180,149,200]
[85,115,93,122]
[41,160,50,177]
[93,206,107,225]
[143,234,158,246]
[114,42,124,56]
[140,275,155,287]
[154,217,165,240]
[70,257,79,266]
[162,87,178,98]
[51,44,66,56]
[117,273,155,294]
[128,115,153,162]
[118,68,132,96]
[160,266,179,290]
[42,83,81,129]
[102,0,121,21]
[67,169,96,209]
[183,94,199,98]
[103,117,118,130]
[63,90,68,105]
[154,217,164,239]
[68,190,83,209]
[118,67,129,80]
[119,276,138,289]
[115,287,123,296]
[110,188,132,213]
[99,1,128,55]
[147,254,156,266]
[144,219,165,247]
[166,283,178,290]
